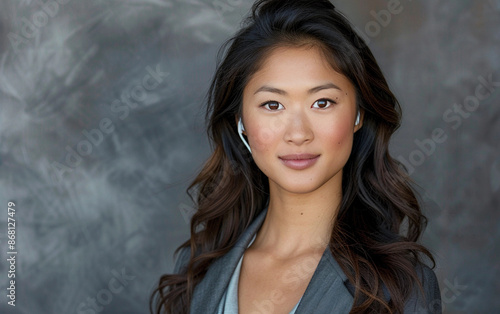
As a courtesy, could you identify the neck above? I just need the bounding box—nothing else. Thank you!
[252,175,342,258]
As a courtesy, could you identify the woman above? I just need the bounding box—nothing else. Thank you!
[151,0,441,313]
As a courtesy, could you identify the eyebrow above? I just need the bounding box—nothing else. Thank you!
[254,83,342,95]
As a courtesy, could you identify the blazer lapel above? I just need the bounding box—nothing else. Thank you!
[294,246,354,313]
[190,205,354,314]
[190,207,268,314]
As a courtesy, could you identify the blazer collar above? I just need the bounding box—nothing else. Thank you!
[190,206,354,313]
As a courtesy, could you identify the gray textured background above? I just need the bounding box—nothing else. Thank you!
[0,0,498,313]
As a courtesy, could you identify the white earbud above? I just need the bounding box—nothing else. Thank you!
[238,117,252,153]
[355,111,360,126]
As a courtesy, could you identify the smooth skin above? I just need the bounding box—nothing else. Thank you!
[236,45,363,314]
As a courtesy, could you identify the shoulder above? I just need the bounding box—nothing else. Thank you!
[343,263,442,313]
[403,264,442,314]
[173,245,191,274]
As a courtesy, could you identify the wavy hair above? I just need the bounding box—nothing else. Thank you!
[150,0,434,313]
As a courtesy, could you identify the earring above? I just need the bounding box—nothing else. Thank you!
[238,117,252,154]
[355,111,360,126]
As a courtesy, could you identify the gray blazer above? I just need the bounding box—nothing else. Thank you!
[173,207,442,313]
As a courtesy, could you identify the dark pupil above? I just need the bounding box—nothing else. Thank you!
[269,102,279,110]
[317,100,327,108]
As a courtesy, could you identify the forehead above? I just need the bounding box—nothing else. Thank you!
[244,45,354,94]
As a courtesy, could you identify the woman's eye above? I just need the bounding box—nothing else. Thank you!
[261,101,284,111]
[312,99,335,109]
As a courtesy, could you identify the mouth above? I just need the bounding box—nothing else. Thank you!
[278,154,320,170]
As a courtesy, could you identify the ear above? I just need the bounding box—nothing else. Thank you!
[235,115,246,135]
[354,110,364,133]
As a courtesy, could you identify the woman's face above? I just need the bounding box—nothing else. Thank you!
[240,45,362,194]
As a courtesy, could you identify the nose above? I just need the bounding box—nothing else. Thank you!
[282,110,314,145]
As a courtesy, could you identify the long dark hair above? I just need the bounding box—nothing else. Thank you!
[150,0,434,313]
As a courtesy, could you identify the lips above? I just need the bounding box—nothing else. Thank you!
[279,154,320,170]
[279,153,319,160]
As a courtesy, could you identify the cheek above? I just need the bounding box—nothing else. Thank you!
[322,120,353,150]
[247,125,278,176]
[248,121,282,152]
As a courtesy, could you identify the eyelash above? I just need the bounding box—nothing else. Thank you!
[259,98,337,110]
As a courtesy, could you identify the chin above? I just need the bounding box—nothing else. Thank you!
[271,179,327,195]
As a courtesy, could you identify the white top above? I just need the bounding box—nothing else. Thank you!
[216,233,302,313]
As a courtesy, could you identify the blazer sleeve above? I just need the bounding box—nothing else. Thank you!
[173,246,191,274]
[404,265,442,314]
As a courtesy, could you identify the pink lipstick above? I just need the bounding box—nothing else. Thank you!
[279,154,320,170]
